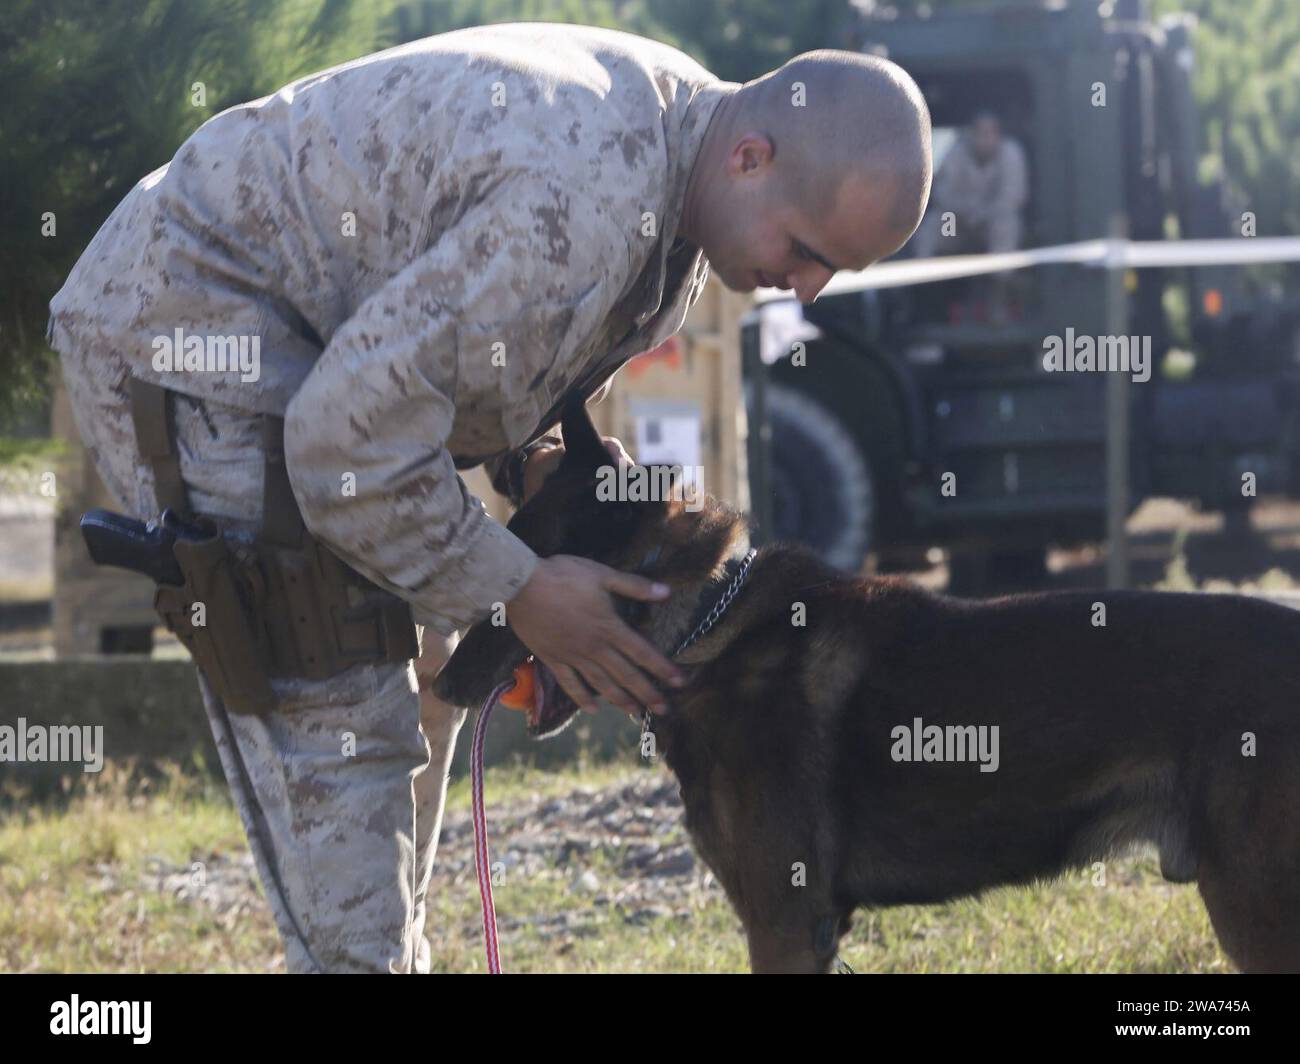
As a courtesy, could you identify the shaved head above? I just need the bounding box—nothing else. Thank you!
[680,50,932,302]
[741,51,931,234]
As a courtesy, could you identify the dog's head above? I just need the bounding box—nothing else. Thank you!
[432,395,749,737]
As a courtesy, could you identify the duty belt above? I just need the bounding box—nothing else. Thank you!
[80,379,420,714]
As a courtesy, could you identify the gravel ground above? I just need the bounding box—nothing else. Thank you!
[131,770,721,941]
[438,772,721,937]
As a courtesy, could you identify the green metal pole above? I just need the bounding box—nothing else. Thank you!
[1105,215,1131,589]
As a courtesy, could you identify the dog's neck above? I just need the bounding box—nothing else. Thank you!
[669,543,758,657]
[636,520,757,664]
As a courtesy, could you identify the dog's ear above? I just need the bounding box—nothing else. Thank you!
[430,619,528,707]
[558,394,609,478]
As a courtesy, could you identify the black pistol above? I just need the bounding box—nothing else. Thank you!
[79,509,211,586]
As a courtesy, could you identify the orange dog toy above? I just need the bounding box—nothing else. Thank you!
[499,660,537,711]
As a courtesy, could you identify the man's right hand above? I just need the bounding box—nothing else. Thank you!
[506,555,684,719]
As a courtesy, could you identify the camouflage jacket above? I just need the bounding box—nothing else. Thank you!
[48,23,728,635]
[933,134,1028,222]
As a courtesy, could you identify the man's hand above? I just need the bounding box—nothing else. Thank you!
[507,555,683,719]
[521,435,631,502]
[512,433,675,718]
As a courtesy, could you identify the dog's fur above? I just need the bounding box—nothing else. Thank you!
[436,397,1300,973]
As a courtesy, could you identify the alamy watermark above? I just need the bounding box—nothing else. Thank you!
[152,327,260,382]
[1042,328,1151,383]
[50,996,150,1043]
[891,716,1000,773]
[0,718,104,773]
[595,463,704,512]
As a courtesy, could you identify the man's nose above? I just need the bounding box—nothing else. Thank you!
[793,265,834,304]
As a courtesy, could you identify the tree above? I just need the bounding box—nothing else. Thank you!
[1151,0,1300,244]
[643,0,857,82]
[0,0,381,424]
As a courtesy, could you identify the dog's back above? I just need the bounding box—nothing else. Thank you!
[661,558,1300,972]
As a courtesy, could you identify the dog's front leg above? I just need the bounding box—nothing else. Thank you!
[745,923,837,974]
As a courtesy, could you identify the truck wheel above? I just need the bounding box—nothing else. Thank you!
[761,382,875,571]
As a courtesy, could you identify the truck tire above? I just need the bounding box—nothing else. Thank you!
[760,381,875,571]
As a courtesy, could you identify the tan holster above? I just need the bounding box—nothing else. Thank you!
[132,378,421,714]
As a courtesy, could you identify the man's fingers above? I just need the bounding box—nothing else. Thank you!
[594,567,685,687]
[549,662,597,713]
[597,647,669,715]
[600,565,671,603]
[575,658,640,716]
[609,622,683,688]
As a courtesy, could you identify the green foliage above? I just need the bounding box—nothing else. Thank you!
[1150,0,1300,241]
[0,0,385,424]
[386,0,860,79]
[388,0,632,43]
[639,0,858,81]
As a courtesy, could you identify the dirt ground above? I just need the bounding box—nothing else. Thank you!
[131,769,714,949]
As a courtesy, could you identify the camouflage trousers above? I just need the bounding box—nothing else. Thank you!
[61,348,468,973]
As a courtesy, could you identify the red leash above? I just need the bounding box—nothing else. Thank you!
[466,550,758,973]
[471,681,511,973]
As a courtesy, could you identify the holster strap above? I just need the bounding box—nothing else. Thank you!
[126,378,421,710]
[130,377,189,515]
[260,413,306,548]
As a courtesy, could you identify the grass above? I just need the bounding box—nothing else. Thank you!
[0,762,281,973]
[0,758,1230,974]
[0,435,67,471]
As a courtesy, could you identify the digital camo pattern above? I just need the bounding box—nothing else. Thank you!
[61,342,463,972]
[50,22,728,635]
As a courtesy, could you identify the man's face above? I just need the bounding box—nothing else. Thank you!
[702,135,913,304]
[971,117,1001,164]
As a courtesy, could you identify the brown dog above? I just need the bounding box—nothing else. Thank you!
[435,397,1300,973]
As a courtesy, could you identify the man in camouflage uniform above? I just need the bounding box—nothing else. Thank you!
[910,110,1028,318]
[49,23,931,972]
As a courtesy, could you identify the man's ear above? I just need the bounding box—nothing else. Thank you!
[558,394,609,478]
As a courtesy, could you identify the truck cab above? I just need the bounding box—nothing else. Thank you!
[745,0,1300,587]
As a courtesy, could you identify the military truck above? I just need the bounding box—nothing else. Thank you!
[743,0,1300,588]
